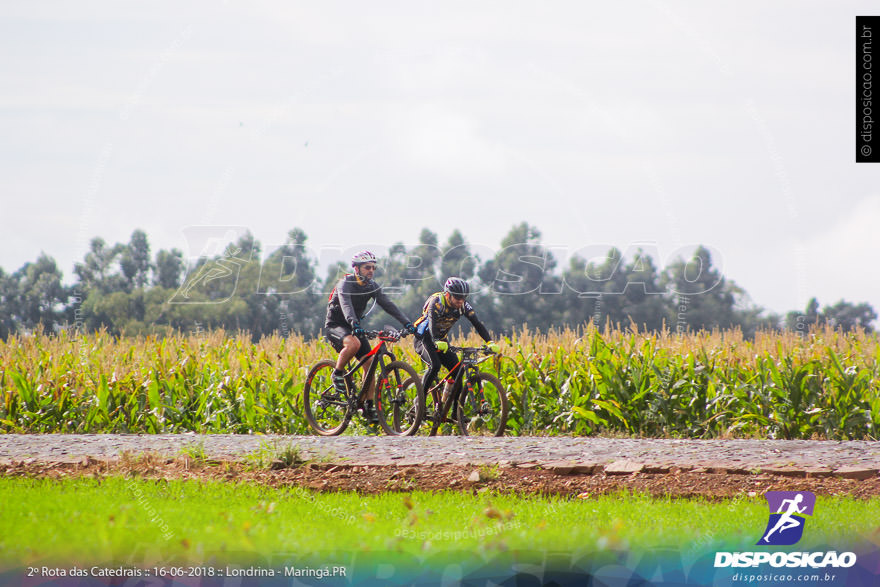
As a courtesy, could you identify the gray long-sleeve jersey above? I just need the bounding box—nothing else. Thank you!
[324,273,410,329]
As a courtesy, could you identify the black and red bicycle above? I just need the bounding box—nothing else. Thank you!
[303,328,423,436]
[397,344,509,437]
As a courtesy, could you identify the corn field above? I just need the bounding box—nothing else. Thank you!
[2,326,879,439]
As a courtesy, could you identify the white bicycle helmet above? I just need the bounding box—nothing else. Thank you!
[351,250,377,267]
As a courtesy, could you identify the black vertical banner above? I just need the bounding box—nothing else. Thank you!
[857,16,880,162]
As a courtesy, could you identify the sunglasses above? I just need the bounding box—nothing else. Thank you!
[451,294,467,301]
[360,264,376,271]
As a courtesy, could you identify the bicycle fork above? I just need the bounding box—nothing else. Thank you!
[470,378,490,415]
[459,373,490,421]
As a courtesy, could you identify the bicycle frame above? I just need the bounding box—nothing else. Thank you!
[428,346,492,423]
[339,333,398,410]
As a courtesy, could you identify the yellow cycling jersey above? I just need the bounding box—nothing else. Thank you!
[413,292,490,341]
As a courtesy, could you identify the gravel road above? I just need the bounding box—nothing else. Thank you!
[2,435,879,476]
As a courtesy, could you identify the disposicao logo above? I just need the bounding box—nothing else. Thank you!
[714,490,858,570]
[757,491,815,546]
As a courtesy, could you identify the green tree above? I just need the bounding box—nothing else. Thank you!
[81,290,140,334]
[377,242,409,299]
[381,229,446,319]
[784,297,821,332]
[222,232,265,337]
[477,223,560,334]
[584,248,629,329]
[822,300,876,332]
[730,292,780,337]
[559,254,598,329]
[0,268,19,338]
[440,229,478,283]
[175,233,255,305]
[558,247,669,331]
[661,246,740,332]
[119,229,152,289]
[404,228,444,313]
[165,232,258,334]
[73,237,126,294]
[154,248,184,289]
[618,251,669,330]
[13,253,70,333]
[259,228,322,337]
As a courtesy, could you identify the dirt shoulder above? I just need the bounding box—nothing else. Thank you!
[3,456,880,499]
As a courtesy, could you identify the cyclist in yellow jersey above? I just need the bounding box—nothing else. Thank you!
[413,277,498,397]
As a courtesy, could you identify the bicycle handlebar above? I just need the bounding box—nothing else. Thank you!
[445,344,497,355]
[365,328,412,342]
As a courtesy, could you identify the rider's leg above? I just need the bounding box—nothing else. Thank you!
[437,351,462,417]
[438,349,461,395]
[335,335,379,422]
[335,335,362,372]
[334,335,374,413]
[415,337,443,396]
[332,335,361,394]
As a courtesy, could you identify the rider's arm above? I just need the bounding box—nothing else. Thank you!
[375,286,412,327]
[337,277,361,327]
[464,304,492,342]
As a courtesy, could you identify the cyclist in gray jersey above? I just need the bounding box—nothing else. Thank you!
[323,250,415,423]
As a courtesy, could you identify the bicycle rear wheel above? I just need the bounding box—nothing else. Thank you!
[303,360,352,436]
[376,360,423,436]
[457,372,509,437]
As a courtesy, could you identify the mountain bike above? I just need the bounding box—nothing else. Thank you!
[419,345,509,437]
[303,328,423,436]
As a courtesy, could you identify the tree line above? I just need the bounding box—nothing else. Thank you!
[0,223,876,340]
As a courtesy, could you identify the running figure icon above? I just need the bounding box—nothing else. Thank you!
[761,494,806,543]
[757,491,816,546]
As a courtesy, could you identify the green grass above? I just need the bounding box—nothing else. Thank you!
[2,477,878,568]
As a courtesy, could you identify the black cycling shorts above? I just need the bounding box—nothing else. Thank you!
[324,324,371,360]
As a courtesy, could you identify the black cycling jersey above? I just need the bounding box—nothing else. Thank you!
[413,292,491,342]
[324,273,410,329]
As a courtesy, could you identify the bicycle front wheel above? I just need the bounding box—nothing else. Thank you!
[457,372,509,437]
[376,360,423,436]
[303,360,352,436]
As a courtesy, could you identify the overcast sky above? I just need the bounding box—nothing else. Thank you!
[2,1,878,318]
